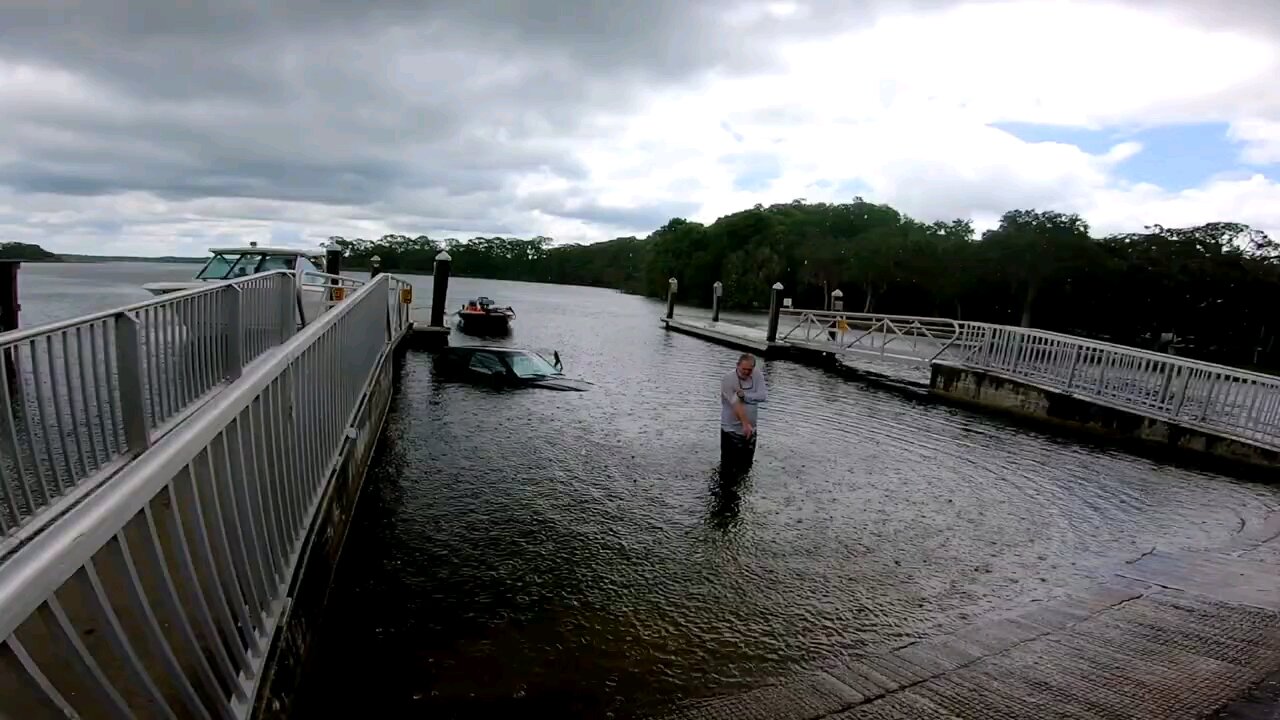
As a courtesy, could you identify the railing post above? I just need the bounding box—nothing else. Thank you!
[712,281,722,323]
[665,278,677,320]
[1171,369,1190,417]
[766,282,783,343]
[1065,344,1081,390]
[281,274,296,338]
[114,312,150,452]
[224,285,243,381]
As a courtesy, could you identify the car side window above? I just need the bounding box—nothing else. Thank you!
[467,352,505,375]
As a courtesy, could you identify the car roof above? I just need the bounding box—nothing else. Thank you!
[449,345,529,354]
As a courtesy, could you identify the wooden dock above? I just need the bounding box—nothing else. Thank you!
[649,533,1280,720]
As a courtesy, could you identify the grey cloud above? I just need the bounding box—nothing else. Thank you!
[519,189,700,230]
[1,0,1277,252]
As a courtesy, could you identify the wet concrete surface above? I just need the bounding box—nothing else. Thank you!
[651,540,1280,719]
[294,278,1280,718]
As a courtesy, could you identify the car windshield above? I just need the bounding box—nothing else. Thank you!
[507,352,559,379]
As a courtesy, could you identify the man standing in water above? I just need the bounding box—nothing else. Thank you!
[721,353,767,474]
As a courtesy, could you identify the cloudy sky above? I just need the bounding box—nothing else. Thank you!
[2,0,1279,256]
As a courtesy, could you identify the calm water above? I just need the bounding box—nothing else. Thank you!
[14,263,1280,718]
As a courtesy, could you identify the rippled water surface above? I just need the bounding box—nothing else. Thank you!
[8,265,1278,718]
[286,275,1279,718]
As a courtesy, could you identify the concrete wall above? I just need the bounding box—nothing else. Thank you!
[930,363,1280,473]
[250,341,404,719]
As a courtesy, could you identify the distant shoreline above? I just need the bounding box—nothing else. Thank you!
[57,254,204,264]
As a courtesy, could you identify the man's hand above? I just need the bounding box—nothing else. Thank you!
[742,422,754,439]
[736,388,745,399]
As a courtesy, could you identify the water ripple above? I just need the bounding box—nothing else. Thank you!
[299,278,1279,718]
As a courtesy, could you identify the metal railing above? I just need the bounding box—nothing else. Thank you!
[0,274,410,719]
[776,305,1280,448]
[0,272,297,548]
[778,309,966,364]
[956,324,1280,449]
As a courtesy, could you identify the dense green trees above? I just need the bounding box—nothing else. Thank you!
[328,199,1280,370]
[0,242,61,261]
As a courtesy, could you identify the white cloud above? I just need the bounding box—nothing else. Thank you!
[542,1,1280,240]
[1229,119,1280,165]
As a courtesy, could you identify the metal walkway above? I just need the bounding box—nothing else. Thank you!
[692,308,1280,452]
[0,272,412,718]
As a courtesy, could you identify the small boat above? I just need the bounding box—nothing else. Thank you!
[456,296,515,335]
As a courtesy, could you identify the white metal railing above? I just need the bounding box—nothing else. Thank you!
[296,269,366,317]
[0,274,411,718]
[955,324,1280,449]
[0,272,298,548]
[778,309,966,364]
[776,306,1280,448]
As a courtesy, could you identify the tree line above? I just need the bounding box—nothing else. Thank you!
[329,199,1280,370]
[0,242,61,262]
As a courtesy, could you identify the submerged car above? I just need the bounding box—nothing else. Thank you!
[436,346,592,391]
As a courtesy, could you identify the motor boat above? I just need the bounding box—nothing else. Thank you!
[435,346,590,391]
[456,297,515,335]
[141,242,333,323]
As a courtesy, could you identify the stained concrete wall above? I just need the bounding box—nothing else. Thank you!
[250,341,404,719]
[930,363,1280,473]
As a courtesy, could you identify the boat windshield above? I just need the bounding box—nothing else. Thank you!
[507,352,560,379]
[196,252,298,280]
[196,253,239,279]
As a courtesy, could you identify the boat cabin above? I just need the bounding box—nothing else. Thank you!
[195,246,327,280]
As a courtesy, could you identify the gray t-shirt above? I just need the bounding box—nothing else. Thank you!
[721,367,767,435]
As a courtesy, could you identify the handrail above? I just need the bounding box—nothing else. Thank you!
[955,323,1280,448]
[0,271,294,346]
[0,274,411,717]
[296,269,365,288]
[779,309,965,363]
[956,322,1280,383]
[774,305,1280,448]
[0,272,298,549]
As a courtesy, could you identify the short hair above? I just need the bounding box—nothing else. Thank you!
[737,353,756,367]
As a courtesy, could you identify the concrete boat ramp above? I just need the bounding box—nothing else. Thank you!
[651,532,1280,720]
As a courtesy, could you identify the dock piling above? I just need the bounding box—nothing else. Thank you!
[665,278,677,320]
[0,261,20,333]
[712,281,722,323]
[766,282,783,343]
[430,251,452,327]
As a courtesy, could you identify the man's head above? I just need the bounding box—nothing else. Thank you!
[736,353,756,379]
